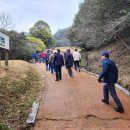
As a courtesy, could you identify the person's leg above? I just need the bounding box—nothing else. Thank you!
[50,64,53,74]
[67,67,72,77]
[67,67,70,76]
[103,83,109,102]
[52,64,55,74]
[49,64,51,71]
[59,65,62,80]
[33,58,35,64]
[43,58,45,63]
[54,65,56,73]
[109,83,123,108]
[39,58,41,63]
[55,65,59,81]
[74,61,77,70]
[77,61,80,72]
[69,67,73,77]
[46,60,48,71]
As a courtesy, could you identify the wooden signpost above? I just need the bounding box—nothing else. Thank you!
[0,32,9,67]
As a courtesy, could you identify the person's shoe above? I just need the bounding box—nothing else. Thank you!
[55,79,59,81]
[115,107,124,113]
[101,99,109,105]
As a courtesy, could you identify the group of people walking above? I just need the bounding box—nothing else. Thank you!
[32,50,46,63]
[44,48,81,81]
[32,49,125,113]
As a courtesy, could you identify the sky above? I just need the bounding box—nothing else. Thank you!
[0,0,81,34]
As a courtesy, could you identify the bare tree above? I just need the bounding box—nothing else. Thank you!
[0,13,15,30]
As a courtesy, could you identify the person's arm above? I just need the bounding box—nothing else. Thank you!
[98,61,109,81]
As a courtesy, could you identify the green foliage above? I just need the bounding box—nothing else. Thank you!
[67,0,130,49]
[27,36,46,51]
[0,29,33,61]
[0,124,13,130]
[54,28,71,47]
[29,20,56,47]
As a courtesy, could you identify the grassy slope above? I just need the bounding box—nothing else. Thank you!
[0,60,44,130]
[81,41,130,90]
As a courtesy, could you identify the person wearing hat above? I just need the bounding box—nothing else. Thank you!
[98,51,124,113]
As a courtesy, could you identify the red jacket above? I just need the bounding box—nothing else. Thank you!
[41,52,45,58]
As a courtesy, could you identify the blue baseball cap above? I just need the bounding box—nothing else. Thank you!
[101,51,109,57]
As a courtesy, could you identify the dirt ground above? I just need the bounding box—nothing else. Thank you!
[33,63,130,130]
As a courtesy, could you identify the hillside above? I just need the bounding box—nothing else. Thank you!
[54,28,71,47]
[81,41,130,90]
[0,61,44,130]
[67,0,130,50]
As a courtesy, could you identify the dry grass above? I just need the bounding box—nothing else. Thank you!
[0,60,44,130]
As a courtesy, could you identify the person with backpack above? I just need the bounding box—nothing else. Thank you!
[98,51,124,113]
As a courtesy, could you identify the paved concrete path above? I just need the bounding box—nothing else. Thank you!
[34,63,130,130]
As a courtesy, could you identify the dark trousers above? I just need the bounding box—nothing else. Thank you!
[50,64,55,74]
[103,83,123,108]
[74,61,80,71]
[55,65,62,80]
[45,60,49,71]
[67,66,73,77]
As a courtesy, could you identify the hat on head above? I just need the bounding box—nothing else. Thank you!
[101,51,109,57]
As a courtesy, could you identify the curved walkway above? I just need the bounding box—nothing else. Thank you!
[34,63,130,130]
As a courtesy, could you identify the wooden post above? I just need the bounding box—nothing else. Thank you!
[5,49,8,66]
[0,48,1,67]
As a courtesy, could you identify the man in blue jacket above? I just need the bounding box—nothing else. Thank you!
[98,51,124,113]
[53,49,64,81]
[65,49,74,77]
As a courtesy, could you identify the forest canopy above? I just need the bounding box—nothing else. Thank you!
[67,0,130,50]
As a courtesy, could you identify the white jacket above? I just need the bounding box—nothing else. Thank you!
[73,51,81,61]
